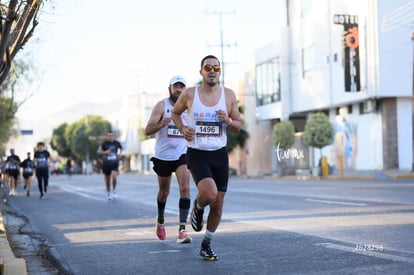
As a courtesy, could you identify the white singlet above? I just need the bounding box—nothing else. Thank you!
[187,85,227,151]
[154,98,188,160]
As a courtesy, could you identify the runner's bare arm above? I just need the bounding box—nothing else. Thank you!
[171,88,192,130]
[226,89,242,132]
[145,100,168,136]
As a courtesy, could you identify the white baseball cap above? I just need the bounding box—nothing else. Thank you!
[169,76,186,86]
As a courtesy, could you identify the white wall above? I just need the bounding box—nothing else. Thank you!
[377,0,413,97]
[353,110,383,169]
[320,106,383,171]
[287,0,375,113]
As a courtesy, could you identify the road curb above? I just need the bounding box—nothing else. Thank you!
[0,195,28,275]
[385,172,414,179]
[263,172,414,181]
[263,175,376,180]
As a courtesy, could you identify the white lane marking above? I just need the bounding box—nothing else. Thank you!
[317,242,414,264]
[59,185,103,201]
[306,198,367,206]
[149,250,181,254]
[58,185,179,215]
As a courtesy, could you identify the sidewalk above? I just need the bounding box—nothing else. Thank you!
[264,169,414,180]
[0,188,27,275]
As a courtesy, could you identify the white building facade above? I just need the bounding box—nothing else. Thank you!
[244,0,413,176]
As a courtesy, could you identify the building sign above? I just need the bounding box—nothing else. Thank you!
[20,130,33,135]
[334,14,361,92]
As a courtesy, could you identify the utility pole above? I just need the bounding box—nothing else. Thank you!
[412,30,414,97]
[205,10,237,86]
[411,30,414,172]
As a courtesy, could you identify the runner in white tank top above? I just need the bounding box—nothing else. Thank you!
[154,98,188,160]
[144,75,192,244]
[187,85,227,150]
[171,55,242,261]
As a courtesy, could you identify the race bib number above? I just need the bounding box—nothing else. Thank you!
[37,158,48,168]
[24,167,33,173]
[8,163,18,170]
[106,154,118,161]
[195,121,222,137]
[167,125,183,138]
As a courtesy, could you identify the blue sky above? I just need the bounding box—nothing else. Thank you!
[16,0,279,128]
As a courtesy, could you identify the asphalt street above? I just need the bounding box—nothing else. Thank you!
[1,174,414,274]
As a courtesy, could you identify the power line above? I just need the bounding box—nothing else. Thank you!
[205,9,237,86]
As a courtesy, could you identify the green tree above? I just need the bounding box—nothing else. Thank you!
[66,116,111,162]
[272,120,296,176]
[226,105,249,153]
[0,96,17,153]
[0,59,40,155]
[303,112,334,158]
[50,115,111,163]
[272,120,295,149]
[0,58,34,150]
[50,123,71,157]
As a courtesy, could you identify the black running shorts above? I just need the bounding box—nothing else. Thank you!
[186,147,229,192]
[101,161,119,176]
[150,154,187,177]
[7,169,19,180]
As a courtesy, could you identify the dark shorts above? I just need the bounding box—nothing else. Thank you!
[23,172,33,179]
[102,161,119,176]
[150,154,187,177]
[186,147,229,192]
[7,169,19,180]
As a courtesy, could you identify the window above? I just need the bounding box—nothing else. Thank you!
[302,45,316,79]
[255,58,281,106]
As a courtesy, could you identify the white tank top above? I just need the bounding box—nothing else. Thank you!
[187,85,227,151]
[154,98,188,160]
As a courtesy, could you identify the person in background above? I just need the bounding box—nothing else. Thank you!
[144,75,192,243]
[66,157,73,178]
[34,142,51,199]
[21,152,35,197]
[98,131,122,200]
[6,148,21,197]
[171,55,242,261]
[0,157,6,188]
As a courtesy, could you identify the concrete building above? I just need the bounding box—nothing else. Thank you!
[242,0,413,176]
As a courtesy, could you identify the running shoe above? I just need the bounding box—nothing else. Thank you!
[200,243,218,261]
[40,194,44,200]
[27,190,30,197]
[156,223,166,240]
[190,199,204,232]
[177,230,192,244]
[112,190,118,199]
[107,192,112,200]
